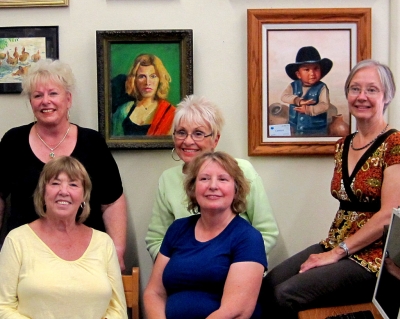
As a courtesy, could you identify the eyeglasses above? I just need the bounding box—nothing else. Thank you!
[347,86,381,96]
[173,130,213,141]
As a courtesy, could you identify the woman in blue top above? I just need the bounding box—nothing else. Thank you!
[144,151,267,319]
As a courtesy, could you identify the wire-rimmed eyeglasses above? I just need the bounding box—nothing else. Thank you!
[173,130,213,141]
[347,86,381,96]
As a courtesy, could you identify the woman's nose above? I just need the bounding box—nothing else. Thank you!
[209,178,218,189]
[58,184,68,194]
[357,90,368,99]
[42,93,51,104]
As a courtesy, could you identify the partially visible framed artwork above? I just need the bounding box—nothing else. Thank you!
[0,26,59,94]
[0,0,68,7]
[247,8,371,156]
[96,29,193,149]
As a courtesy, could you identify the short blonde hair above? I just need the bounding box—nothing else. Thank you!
[33,156,92,223]
[173,95,225,138]
[184,151,249,214]
[125,54,171,100]
[21,59,76,97]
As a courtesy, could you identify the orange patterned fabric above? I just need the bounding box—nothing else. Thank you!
[321,131,400,273]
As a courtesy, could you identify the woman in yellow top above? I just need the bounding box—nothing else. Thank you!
[0,156,127,319]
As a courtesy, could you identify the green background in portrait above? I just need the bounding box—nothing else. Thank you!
[110,42,181,106]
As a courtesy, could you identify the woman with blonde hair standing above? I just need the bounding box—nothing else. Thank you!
[0,59,127,270]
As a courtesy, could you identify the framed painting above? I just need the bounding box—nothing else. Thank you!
[0,26,59,93]
[247,8,371,156]
[96,29,193,149]
[0,0,68,7]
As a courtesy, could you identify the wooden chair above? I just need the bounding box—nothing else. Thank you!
[122,267,140,319]
[298,302,383,319]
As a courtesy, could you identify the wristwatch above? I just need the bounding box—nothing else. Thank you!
[338,241,350,256]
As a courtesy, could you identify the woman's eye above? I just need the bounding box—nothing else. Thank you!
[367,87,379,94]
[194,131,205,137]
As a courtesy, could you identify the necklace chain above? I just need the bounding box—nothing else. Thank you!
[36,124,71,159]
[350,124,389,151]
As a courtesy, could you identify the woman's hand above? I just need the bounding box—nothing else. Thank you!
[299,247,345,273]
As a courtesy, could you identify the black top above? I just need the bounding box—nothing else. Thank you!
[0,123,123,233]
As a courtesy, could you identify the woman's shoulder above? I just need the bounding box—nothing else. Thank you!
[5,224,32,243]
[91,228,114,247]
[159,164,184,179]
[234,158,259,180]
[169,215,198,231]
[2,123,33,139]
[75,125,107,145]
[386,130,400,142]
[233,215,260,233]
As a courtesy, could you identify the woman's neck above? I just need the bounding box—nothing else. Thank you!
[356,118,387,138]
[35,120,71,137]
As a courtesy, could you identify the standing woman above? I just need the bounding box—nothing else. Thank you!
[0,59,127,270]
[145,95,278,261]
[265,59,400,317]
[0,156,127,318]
[112,54,175,136]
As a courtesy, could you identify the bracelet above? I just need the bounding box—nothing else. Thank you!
[338,241,350,256]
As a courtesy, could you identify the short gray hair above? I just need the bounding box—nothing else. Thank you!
[344,59,396,112]
[173,95,225,137]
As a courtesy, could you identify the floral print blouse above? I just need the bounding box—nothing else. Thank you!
[321,130,400,273]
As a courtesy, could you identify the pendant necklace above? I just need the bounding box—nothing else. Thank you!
[36,124,71,159]
[350,123,389,151]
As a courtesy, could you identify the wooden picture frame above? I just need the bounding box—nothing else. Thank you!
[96,29,193,149]
[0,26,59,94]
[0,0,68,7]
[247,8,371,156]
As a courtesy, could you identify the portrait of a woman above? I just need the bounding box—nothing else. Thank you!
[112,54,176,136]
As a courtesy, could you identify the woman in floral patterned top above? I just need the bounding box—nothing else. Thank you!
[264,60,400,318]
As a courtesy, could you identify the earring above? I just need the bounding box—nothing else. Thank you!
[80,202,85,209]
[67,110,71,121]
[171,148,181,162]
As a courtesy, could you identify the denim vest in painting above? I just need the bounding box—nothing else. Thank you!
[289,80,328,136]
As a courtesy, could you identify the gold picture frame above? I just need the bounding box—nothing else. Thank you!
[247,8,371,156]
[96,29,193,149]
[0,0,68,7]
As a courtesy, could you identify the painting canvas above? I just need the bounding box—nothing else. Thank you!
[0,26,59,93]
[247,8,371,155]
[97,30,193,149]
[265,27,353,140]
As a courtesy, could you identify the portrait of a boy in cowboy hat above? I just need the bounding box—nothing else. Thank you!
[281,46,333,136]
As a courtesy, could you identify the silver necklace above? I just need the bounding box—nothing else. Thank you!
[350,123,389,151]
[36,124,71,159]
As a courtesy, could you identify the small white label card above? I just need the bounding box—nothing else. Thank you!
[269,124,291,137]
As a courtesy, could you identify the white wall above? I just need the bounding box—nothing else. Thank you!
[0,0,395,317]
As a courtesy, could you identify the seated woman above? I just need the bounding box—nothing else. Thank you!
[145,95,278,262]
[264,59,400,318]
[112,53,175,136]
[0,156,127,319]
[144,151,267,319]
